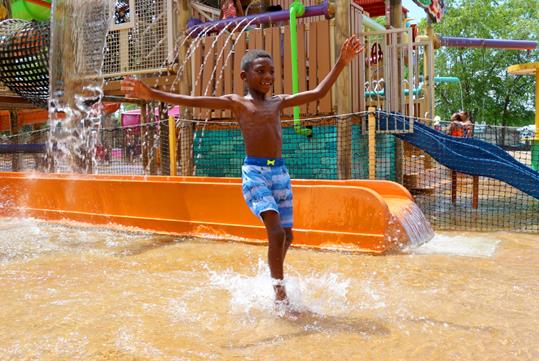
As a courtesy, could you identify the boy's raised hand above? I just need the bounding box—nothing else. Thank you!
[339,35,364,64]
[121,78,154,100]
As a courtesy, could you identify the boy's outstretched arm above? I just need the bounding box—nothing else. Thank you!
[120,78,235,110]
[280,35,364,109]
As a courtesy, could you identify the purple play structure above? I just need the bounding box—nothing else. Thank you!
[439,36,536,50]
[187,1,332,36]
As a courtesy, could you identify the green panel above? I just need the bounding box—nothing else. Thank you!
[283,125,337,179]
[351,125,396,180]
[192,125,399,180]
[352,124,368,179]
[194,128,244,177]
[532,140,539,171]
[11,0,51,21]
[375,134,396,181]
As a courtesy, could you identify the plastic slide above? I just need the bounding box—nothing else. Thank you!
[0,172,434,254]
[378,112,539,199]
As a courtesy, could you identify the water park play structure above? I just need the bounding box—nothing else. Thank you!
[0,0,538,253]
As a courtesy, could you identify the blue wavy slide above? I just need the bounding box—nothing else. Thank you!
[377,112,539,200]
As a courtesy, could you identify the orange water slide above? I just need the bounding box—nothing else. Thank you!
[0,173,431,254]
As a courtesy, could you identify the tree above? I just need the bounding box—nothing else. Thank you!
[431,0,538,126]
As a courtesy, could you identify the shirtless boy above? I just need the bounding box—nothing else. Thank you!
[121,35,363,304]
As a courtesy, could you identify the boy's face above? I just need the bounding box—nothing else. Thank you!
[241,57,275,95]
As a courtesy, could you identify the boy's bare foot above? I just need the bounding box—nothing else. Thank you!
[274,284,287,302]
[274,298,301,319]
[272,282,301,318]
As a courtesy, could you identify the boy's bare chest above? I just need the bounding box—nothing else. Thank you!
[242,99,280,117]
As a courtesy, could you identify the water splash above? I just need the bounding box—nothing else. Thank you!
[458,81,465,111]
[414,233,501,258]
[398,202,435,248]
[207,258,384,318]
[0,217,177,263]
[48,0,110,173]
[191,17,261,174]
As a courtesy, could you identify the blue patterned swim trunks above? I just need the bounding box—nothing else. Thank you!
[241,156,293,228]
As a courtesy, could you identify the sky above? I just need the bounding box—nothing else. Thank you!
[402,0,427,24]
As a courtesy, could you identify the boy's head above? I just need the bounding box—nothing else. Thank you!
[240,50,275,95]
[241,49,272,71]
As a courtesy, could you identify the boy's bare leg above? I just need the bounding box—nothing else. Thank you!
[260,210,287,302]
[283,227,293,260]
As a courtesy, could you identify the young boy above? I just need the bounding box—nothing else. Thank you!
[121,35,363,304]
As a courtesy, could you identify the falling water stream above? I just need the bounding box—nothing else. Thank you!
[48,0,110,173]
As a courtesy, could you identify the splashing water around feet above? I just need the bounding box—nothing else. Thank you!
[1,219,537,360]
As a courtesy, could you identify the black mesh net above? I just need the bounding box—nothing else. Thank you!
[0,128,48,171]
[0,19,49,107]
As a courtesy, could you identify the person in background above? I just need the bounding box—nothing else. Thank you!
[433,115,442,132]
[220,0,244,19]
[459,111,474,138]
[448,112,464,137]
[125,128,135,163]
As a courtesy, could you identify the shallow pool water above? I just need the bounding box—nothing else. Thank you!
[0,217,537,360]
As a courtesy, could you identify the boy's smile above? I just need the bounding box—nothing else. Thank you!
[242,58,275,96]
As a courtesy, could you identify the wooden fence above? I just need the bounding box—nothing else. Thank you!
[191,20,333,119]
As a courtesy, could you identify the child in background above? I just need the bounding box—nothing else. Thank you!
[459,111,474,138]
[220,0,244,19]
[448,112,464,137]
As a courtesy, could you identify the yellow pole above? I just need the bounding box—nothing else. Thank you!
[335,0,352,179]
[168,115,177,176]
[368,107,376,180]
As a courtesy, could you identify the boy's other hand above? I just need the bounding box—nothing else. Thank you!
[339,35,364,64]
[121,78,153,100]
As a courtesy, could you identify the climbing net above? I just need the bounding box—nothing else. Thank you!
[0,19,49,106]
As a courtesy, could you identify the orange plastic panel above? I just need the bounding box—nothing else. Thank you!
[0,173,415,254]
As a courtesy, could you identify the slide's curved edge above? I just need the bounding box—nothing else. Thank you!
[0,172,414,201]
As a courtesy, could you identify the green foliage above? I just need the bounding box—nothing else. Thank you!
[432,0,538,126]
[121,103,139,112]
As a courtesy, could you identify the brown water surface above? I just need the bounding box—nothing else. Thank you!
[0,217,537,360]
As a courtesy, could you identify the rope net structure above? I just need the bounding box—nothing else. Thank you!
[0,19,49,106]
[1,111,538,233]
